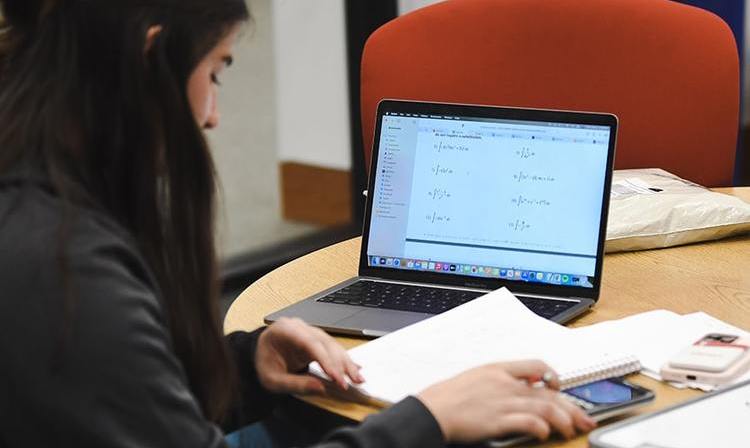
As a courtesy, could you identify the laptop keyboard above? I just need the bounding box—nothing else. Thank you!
[315,280,578,319]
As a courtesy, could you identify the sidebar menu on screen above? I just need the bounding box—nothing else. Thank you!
[368,115,418,258]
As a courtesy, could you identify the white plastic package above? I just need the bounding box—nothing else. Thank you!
[605,169,750,253]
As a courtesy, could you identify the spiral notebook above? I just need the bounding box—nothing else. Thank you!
[310,288,641,406]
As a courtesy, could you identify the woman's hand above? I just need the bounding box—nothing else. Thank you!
[255,317,364,395]
[417,360,596,444]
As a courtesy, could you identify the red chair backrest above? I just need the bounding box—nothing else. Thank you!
[361,0,739,187]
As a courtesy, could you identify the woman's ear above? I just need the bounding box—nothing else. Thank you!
[144,25,163,54]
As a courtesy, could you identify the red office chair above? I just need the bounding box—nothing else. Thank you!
[361,0,739,187]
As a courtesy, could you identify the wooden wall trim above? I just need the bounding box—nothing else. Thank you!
[280,162,353,226]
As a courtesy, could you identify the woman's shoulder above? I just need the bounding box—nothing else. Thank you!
[0,172,165,336]
[0,169,174,373]
[0,171,156,290]
[0,173,226,447]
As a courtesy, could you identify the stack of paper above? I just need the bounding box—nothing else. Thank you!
[311,288,640,405]
[311,288,750,405]
[572,309,750,390]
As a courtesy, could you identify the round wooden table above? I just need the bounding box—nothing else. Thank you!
[225,188,750,447]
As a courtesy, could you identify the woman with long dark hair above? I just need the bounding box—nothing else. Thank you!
[0,1,595,446]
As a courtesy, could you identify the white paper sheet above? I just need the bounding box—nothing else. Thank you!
[568,309,750,390]
[311,289,750,404]
[313,288,636,404]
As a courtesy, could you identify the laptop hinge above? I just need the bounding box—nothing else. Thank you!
[510,291,585,302]
[361,277,490,293]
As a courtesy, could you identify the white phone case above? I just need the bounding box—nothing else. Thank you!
[660,335,750,386]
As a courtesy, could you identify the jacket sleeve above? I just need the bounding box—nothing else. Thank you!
[225,328,445,448]
[223,329,279,432]
[316,396,445,448]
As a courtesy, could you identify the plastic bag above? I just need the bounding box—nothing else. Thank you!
[605,169,750,253]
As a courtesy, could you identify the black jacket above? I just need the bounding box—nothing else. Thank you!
[0,171,444,448]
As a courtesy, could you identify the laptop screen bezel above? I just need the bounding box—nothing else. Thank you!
[357,99,617,301]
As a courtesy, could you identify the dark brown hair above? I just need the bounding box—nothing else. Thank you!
[0,0,249,422]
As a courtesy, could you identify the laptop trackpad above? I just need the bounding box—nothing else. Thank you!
[334,309,429,334]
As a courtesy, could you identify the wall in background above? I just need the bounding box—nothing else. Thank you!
[209,0,319,259]
[272,0,351,171]
[272,0,353,225]
[211,0,354,259]
[398,0,443,15]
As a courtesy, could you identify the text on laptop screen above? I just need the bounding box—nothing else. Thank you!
[366,112,611,288]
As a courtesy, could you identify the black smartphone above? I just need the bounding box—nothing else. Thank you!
[562,377,655,421]
[487,377,655,447]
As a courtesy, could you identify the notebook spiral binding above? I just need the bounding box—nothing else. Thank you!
[559,355,642,389]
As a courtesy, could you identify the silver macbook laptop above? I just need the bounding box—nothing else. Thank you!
[266,100,617,337]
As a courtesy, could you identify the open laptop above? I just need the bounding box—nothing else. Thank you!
[266,100,617,337]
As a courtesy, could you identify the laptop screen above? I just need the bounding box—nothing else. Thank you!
[363,102,615,291]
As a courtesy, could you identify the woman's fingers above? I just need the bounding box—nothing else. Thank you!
[302,338,348,389]
[495,396,575,440]
[267,319,362,390]
[550,390,597,432]
[494,413,551,441]
[532,399,575,439]
[300,325,361,387]
[529,388,597,433]
[320,334,365,384]
[345,356,365,383]
[268,372,326,395]
[301,328,364,389]
[498,360,561,389]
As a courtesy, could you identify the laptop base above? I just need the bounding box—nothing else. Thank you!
[265,277,593,338]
